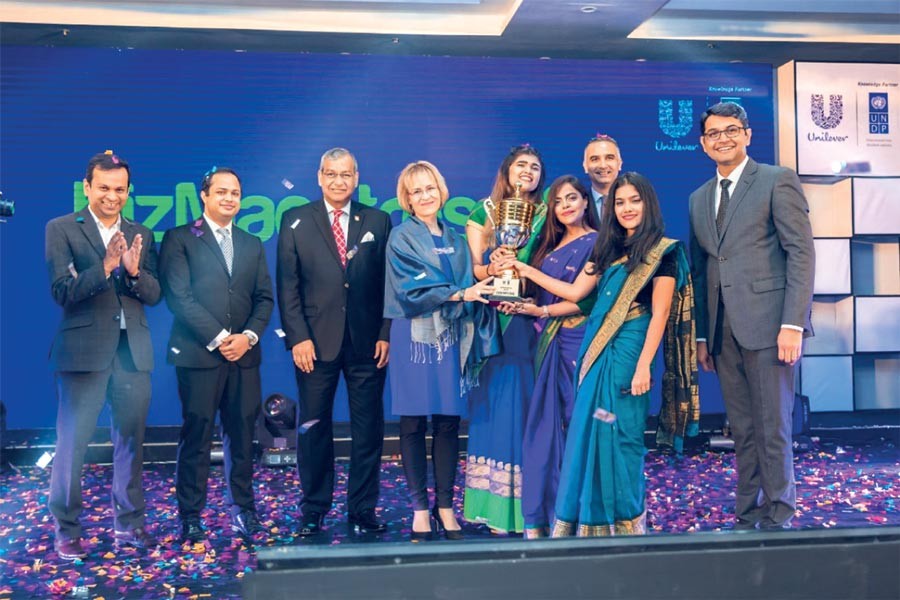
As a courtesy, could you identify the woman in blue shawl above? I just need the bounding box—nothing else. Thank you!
[384,161,499,541]
[515,172,698,536]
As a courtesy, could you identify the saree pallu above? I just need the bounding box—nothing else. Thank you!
[521,232,596,535]
[552,238,698,537]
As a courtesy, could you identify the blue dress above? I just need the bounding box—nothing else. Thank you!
[389,235,467,418]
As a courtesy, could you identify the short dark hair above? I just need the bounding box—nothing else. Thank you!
[85,152,130,186]
[585,134,620,151]
[700,102,750,132]
[200,167,242,194]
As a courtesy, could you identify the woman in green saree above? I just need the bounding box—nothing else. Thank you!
[514,172,698,536]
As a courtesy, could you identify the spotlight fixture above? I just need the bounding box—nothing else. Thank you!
[257,393,299,466]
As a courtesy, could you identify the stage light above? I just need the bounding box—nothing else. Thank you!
[257,393,299,467]
[264,393,297,430]
[0,192,14,220]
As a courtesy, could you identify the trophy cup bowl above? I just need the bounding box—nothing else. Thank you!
[485,196,537,301]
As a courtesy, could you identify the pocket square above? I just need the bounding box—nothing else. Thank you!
[360,231,375,243]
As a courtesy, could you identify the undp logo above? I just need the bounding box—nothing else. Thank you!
[869,93,889,134]
[658,99,693,139]
[810,94,843,129]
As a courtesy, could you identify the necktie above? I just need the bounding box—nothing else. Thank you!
[218,228,233,275]
[716,179,732,235]
[332,209,347,267]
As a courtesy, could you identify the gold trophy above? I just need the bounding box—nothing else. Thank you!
[484,183,539,301]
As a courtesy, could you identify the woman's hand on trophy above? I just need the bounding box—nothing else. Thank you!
[511,260,534,279]
[464,277,494,304]
[497,301,517,315]
[488,247,516,271]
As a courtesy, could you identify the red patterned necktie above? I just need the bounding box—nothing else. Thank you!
[332,209,347,267]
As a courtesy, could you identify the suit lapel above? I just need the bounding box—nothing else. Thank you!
[198,219,231,277]
[347,202,364,251]
[231,225,249,280]
[720,158,758,241]
[313,201,344,268]
[701,180,718,245]
[76,208,109,259]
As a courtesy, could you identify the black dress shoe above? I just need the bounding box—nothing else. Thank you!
[232,510,266,537]
[181,519,207,543]
[348,510,387,534]
[297,512,324,537]
[432,507,464,541]
[114,526,159,549]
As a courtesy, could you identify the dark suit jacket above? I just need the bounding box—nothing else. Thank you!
[45,207,161,372]
[277,201,391,362]
[689,158,815,351]
[159,218,274,369]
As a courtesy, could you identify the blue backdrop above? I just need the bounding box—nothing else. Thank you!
[0,47,775,428]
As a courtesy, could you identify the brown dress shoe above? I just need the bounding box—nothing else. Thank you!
[54,537,87,560]
[114,527,158,549]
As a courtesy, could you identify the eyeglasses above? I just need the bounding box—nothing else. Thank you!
[322,170,355,182]
[702,126,747,141]
[410,185,439,202]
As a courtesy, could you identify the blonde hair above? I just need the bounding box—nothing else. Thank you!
[396,161,450,215]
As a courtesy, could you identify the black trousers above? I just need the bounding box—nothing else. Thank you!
[49,331,151,540]
[399,415,461,511]
[174,363,261,520]
[295,331,386,516]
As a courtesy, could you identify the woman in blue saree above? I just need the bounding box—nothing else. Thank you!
[515,172,698,536]
[501,175,599,539]
[463,144,546,533]
[384,161,499,541]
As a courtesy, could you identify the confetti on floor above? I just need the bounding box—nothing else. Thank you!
[1,441,897,598]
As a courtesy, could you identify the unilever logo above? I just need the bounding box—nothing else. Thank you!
[656,99,698,152]
[808,94,848,142]
[869,92,889,134]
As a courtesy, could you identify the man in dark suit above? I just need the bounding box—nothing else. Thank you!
[159,167,274,542]
[46,151,162,559]
[689,102,815,530]
[277,148,391,536]
[583,134,623,215]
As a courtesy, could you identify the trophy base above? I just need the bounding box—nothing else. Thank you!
[488,294,526,304]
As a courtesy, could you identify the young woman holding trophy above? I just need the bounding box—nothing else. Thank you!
[503,175,600,539]
[512,172,698,537]
[463,144,546,534]
[384,161,499,541]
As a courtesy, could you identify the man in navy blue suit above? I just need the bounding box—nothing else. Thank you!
[159,167,274,542]
[277,148,392,536]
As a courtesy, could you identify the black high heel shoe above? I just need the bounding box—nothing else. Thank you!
[432,506,464,541]
[410,511,433,542]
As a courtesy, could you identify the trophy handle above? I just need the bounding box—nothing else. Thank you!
[483,198,497,229]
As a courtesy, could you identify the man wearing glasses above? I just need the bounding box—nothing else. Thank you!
[582,134,623,215]
[689,102,815,531]
[276,148,392,536]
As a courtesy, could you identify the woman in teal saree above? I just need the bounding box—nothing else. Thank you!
[515,172,698,536]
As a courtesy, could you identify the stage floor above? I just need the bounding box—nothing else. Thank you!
[1,442,897,598]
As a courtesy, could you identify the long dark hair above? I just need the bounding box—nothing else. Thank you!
[482,144,546,248]
[586,172,665,275]
[529,175,599,269]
